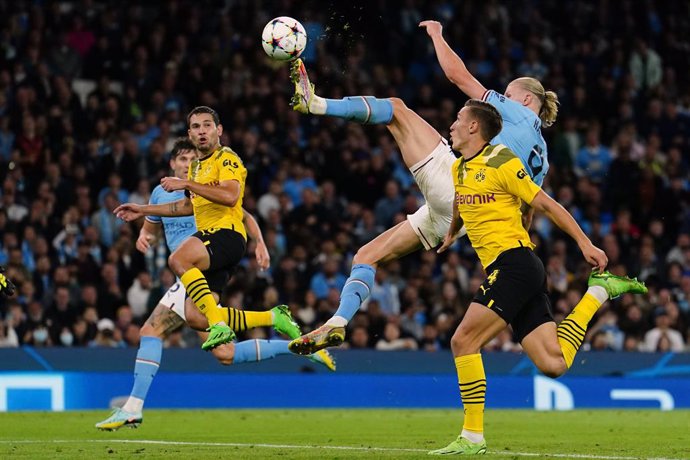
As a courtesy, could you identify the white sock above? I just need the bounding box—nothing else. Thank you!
[325,316,348,327]
[460,429,484,444]
[461,429,484,443]
[310,95,327,115]
[122,397,144,414]
[587,285,608,304]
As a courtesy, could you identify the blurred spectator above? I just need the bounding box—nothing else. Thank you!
[89,318,125,348]
[643,307,685,352]
[375,320,418,351]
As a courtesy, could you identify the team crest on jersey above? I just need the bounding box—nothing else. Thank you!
[475,169,486,182]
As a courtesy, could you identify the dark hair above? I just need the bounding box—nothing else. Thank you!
[186,106,220,126]
[464,99,503,141]
[170,138,196,159]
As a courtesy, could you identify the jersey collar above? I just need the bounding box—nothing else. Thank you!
[198,145,223,162]
[463,143,491,163]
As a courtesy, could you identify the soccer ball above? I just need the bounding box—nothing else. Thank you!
[261,16,307,61]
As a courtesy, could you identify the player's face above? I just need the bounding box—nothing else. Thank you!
[505,83,532,107]
[171,150,198,179]
[188,113,223,154]
[449,107,473,151]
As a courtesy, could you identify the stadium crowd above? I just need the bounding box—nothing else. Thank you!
[0,0,689,353]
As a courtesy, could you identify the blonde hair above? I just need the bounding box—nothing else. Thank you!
[511,77,559,128]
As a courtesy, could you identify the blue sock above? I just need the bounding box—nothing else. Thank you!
[130,336,162,403]
[334,264,376,321]
[324,96,393,124]
[232,339,290,363]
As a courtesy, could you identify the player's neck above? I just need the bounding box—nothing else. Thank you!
[198,143,221,159]
[460,141,490,161]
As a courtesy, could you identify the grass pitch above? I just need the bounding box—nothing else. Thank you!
[0,409,688,459]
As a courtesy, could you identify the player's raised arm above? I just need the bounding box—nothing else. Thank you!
[242,208,270,271]
[419,20,486,99]
[114,197,193,222]
[162,176,241,208]
[529,190,607,272]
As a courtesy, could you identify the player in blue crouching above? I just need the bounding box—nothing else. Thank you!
[96,139,334,431]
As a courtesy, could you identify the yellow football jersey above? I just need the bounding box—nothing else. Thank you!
[188,146,247,239]
[452,144,542,268]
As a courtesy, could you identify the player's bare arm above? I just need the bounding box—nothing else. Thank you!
[419,20,486,99]
[438,192,464,254]
[163,176,241,208]
[521,201,535,231]
[243,208,270,271]
[530,190,607,271]
[136,219,162,253]
[114,198,193,222]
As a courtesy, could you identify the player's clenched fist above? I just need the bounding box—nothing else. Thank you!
[419,20,443,38]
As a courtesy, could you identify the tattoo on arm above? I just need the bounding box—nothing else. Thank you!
[146,306,185,337]
[169,202,178,215]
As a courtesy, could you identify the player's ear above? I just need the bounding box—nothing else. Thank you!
[217,123,223,137]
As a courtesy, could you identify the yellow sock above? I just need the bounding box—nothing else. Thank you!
[180,268,224,325]
[218,307,273,332]
[455,354,486,434]
[558,293,601,368]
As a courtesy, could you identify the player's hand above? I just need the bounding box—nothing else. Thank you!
[161,177,187,192]
[114,203,145,222]
[255,241,270,271]
[437,231,457,254]
[136,233,155,253]
[419,20,443,38]
[581,243,608,273]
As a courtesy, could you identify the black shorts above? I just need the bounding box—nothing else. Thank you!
[193,228,246,294]
[472,246,554,342]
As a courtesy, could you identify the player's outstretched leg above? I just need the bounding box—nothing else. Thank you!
[290,58,442,169]
[557,271,646,367]
[229,338,336,371]
[290,222,422,355]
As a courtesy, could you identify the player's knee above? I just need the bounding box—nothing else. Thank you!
[388,97,408,117]
[139,323,156,338]
[537,357,567,378]
[450,327,481,355]
[352,247,376,267]
[212,344,234,366]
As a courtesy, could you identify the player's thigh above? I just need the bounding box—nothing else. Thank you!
[452,302,508,354]
[354,220,423,267]
[386,98,442,168]
[169,236,211,272]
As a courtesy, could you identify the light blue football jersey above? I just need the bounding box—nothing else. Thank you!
[146,185,196,252]
[483,90,549,186]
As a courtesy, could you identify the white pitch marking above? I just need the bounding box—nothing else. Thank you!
[0,439,684,460]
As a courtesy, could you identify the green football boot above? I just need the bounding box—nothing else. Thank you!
[428,436,487,455]
[201,323,235,351]
[588,270,648,299]
[271,304,302,339]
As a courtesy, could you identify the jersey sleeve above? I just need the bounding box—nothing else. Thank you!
[217,151,246,182]
[482,89,522,124]
[495,157,542,205]
[146,186,163,224]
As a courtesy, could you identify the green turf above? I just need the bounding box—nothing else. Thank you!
[0,409,688,459]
